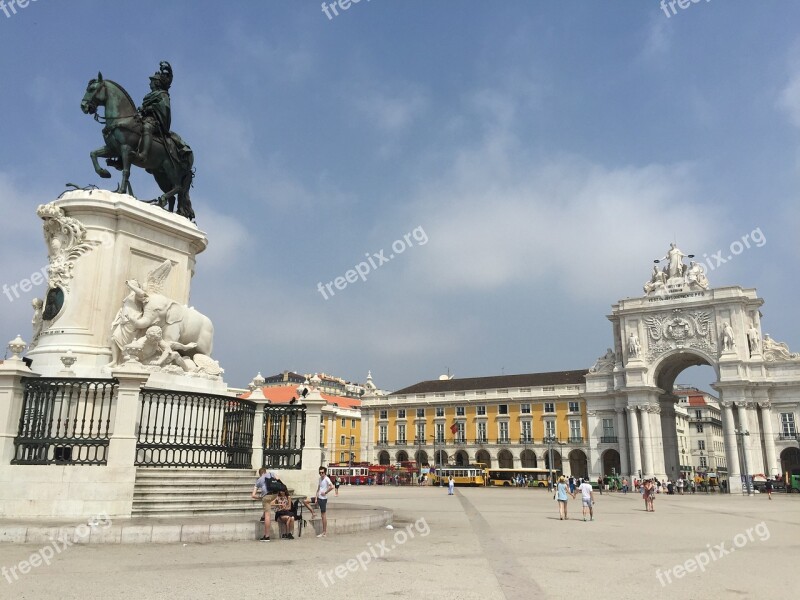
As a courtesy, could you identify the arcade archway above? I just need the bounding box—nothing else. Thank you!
[455,450,469,466]
[378,451,390,466]
[569,449,588,478]
[475,449,491,468]
[520,449,537,468]
[498,449,514,468]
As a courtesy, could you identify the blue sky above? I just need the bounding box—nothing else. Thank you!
[1,1,799,392]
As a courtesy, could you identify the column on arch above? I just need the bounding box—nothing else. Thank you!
[758,401,779,476]
[736,401,755,484]
[640,405,655,477]
[720,400,741,492]
[626,406,643,478]
[615,407,630,478]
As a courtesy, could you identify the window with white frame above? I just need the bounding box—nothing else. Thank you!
[569,419,581,440]
[351,419,356,428]
[340,435,345,445]
[602,418,614,438]
[379,409,388,419]
[416,422,425,441]
[340,452,345,462]
[477,405,486,416]
[435,407,445,417]
[397,409,406,419]
[568,401,579,413]
[341,418,346,427]
[545,420,556,439]
[521,403,531,414]
[499,421,509,442]
[699,456,707,468]
[416,408,425,418]
[498,404,509,415]
[456,406,465,416]
[781,413,796,437]
[456,422,465,442]
[521,421,532,441]
[696,424,704,433]
[379,425,387,443]
[397,424,406,443]
[477,422,487,442]
[350,436,355,446]
[544,402,555,413]
[435,422,445,442]
[698,440,705,450]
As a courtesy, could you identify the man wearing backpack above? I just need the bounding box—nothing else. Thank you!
[251,467,279,542]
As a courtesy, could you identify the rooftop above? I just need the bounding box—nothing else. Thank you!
[390,370,588,395]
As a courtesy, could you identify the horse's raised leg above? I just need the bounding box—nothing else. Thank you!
[90,145,113,179]
[115,145,133,195]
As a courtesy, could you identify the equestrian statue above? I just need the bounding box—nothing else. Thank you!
[80,61,196,220]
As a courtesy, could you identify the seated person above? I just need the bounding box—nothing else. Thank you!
[271,490,315,539]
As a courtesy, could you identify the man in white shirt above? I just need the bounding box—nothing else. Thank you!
[578,478,595,521]
[315,466,334,538]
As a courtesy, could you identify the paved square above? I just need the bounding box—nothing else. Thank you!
[0,486,796,599]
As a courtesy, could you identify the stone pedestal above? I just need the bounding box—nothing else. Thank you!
[27,190,208,377]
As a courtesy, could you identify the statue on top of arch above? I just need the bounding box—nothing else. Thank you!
[643,243,709,297]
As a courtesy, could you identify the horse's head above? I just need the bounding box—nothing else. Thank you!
[80,72,106,115]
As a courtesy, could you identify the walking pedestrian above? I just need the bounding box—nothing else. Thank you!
[448,476,455,495]
[765,479,773,500]
[578,477,595,521]
[597,476,603,495]
[622,477,629,494]
[334,476,341,496]
[315,466,335,538]
[251,467,278,542]
[556,476,574,520]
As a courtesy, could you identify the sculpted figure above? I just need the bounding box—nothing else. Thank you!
[124,260,214,357]
[762,335,800,361]
[686,261,709,289]
[721,322,735,352]
[589,348,616,374]
[30,298,45,350]
[660,243,687,279]
[107,279,146,367]
[628,332,642,359]
[128,325,197,371]
[746,320,761,356]
[643,265,668,296]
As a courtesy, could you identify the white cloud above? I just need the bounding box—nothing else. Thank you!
[778,71,800,128]
[351,84,428,132]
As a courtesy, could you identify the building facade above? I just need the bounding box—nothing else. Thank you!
[361,371,591,477]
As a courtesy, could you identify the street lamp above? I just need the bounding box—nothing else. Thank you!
[735,429,753,496]
[545,436,556,490]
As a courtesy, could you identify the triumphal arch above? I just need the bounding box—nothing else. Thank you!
[585,244,800,493]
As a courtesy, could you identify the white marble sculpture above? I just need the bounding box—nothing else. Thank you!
[644,244,711,297]
[108,259,219,378]
[37,202,100,291]
[762,334,800,361]
[29,298,44,350]
[747,320,761,357]
[628,332,642,359]
[720,322,735,352]
[589,348,616,374]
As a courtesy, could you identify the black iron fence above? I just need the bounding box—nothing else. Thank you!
[135,388,255,468]
[262,404,306,469]
[12,377,118,466]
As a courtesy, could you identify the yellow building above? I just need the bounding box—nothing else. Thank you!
[361,371,590,476]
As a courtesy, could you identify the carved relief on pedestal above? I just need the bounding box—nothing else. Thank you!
[627,332,642,360]
[720,322,736,354]
[644,309,715,362]
[37,202,100,291]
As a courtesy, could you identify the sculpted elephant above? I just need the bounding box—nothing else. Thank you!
[127,292,214,357]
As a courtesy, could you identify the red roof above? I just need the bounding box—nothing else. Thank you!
[239,385,361,410]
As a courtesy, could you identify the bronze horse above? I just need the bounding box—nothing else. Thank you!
[80,73,195,220]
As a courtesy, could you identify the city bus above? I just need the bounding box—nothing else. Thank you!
[487,467,559,487]
[429,465,487,486]
[326,463,370,484]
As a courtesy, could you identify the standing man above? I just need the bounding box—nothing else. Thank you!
[448,476,455,495]
[251,467,278,542]
[315,466,334,538]
[578,477,595,521]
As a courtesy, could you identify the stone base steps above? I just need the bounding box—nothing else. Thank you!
[132,468,263,518]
